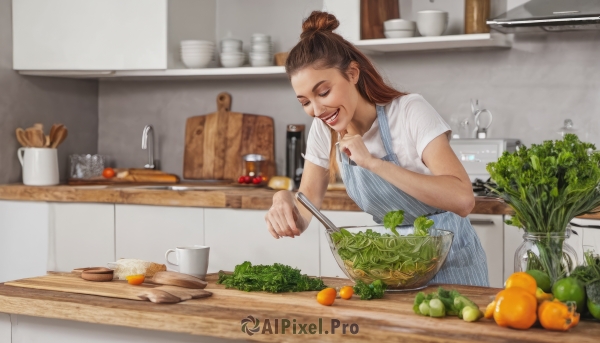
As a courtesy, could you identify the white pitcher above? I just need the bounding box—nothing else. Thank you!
[17,148,59,186]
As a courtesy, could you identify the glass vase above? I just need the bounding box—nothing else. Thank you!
[514,227,578,283]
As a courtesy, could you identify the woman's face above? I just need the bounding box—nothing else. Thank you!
[290,65,360,132]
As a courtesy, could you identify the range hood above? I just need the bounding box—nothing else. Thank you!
[487,0,600,33]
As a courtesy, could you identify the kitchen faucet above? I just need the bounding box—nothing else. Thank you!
[142,125,155,169]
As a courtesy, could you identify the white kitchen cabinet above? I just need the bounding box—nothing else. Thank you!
[583,227,600,254]
[503,218,522,282]
[319,211,377,278]
[13,0,168,70]
[0,201,49,283]
[469,214,504,288]
[0,313,10,343]
[204,209,319,276]
[50,203,115,272]
[115,205,204,268]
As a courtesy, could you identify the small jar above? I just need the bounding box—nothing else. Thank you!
[465,0,490,34]
[514,228,578,282]
[242,154,266,178]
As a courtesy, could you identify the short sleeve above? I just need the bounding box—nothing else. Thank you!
[304,118,331,169]
[402,95,451,158]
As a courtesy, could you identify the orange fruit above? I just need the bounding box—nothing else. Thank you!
[339,286,354,300]
[493,288,538,330]
[505,272,537,296]
[317,288,336,306]
[126,274,145,285]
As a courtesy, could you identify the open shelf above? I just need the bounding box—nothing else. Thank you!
[354,33,513,53]
[18,66,288,81]
[17,34,512,80]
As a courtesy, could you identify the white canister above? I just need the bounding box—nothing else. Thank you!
[17,148,59,186]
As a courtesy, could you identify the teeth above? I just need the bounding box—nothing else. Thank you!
[325,110,339,124]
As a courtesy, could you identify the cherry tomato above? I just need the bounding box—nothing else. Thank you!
[317,288,336,306]
[238,176,246,184]
[243,176,252,184]
[339,286,354,300]
[102,167,115,178]
[252,176,262,185]
[125,274,145,285]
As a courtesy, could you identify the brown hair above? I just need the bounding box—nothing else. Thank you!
[286,11,407,181]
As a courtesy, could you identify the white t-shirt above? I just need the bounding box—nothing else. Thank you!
[304,94,451,175]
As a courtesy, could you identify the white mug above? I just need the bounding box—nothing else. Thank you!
[417,10,449,37]
[165,246,210,280]
[17,148,59,186]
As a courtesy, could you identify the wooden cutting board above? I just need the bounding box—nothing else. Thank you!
[68,169,179,185]
[4,274,209,302]
[360,0,400,39]
[183,92,275,180]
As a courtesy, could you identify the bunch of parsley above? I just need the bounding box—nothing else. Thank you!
[486,134,600,280]
[217,261,326,293]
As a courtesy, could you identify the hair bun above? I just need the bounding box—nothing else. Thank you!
[301,11,339,39]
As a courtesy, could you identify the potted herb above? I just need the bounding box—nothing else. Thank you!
[486,134,600,283]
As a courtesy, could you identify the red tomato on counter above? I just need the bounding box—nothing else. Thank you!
[102,167,115,178]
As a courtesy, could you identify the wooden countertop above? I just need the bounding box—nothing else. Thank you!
[0,183,514,215]
[0,274,598,342]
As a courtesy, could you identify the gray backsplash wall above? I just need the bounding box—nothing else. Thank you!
[98,2,600,178]
[0,0,98,183]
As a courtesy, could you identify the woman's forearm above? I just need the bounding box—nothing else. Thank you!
[366,159,475,217]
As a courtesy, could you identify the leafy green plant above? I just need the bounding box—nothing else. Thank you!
[383,210,404,236]
[217,261,326,293]
[353,280,387,300]
[486,134,600,281]
[331,215,442,288]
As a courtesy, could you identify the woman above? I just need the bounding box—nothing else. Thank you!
[265,11,488,286]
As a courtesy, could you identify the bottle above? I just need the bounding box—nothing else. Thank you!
[465,0,490,34]
[286,124,305,190]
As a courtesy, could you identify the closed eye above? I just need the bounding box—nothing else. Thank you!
[319,90,330,97]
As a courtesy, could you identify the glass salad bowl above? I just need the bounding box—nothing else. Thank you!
[326,225,454,291]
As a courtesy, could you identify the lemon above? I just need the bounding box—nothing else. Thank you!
[267,176,293,190]
[526,269,552,293]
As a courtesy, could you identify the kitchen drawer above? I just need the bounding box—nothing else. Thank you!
[0,201,49,282]
[50,203,115,272]
[115,205,204,268]
[204,209,319,276]
[469,214,504,288]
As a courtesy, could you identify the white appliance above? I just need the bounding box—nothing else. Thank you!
[449,139,521,182]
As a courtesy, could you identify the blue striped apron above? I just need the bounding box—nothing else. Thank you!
[339,105,489,286]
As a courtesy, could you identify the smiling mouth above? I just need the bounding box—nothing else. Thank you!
[320,109,339,125]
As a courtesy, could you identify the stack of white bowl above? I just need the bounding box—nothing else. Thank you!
[249,34,273,67]
[180,40,214,68]
[220,38,245,68]
[383,19,416,38]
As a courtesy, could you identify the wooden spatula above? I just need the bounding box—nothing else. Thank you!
[15,128,30,147]
[25,128,45,147]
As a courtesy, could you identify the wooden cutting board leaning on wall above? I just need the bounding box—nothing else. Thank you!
[183,92,275,180]
[360,0,400,39]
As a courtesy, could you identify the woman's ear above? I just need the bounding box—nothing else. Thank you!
[346,61,360,85]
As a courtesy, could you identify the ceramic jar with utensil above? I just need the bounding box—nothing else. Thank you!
[15,123,67,186]
[18,147,59,186]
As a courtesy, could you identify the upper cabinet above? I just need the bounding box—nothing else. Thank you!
[13,0,168,70]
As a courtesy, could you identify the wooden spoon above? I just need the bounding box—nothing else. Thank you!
[25,128,45,147]
[15,128,30,147]
[49,124,63,145]
[51,126,68,148]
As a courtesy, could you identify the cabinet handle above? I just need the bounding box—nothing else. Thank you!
[570,222,600,230]
[470,219,495,225]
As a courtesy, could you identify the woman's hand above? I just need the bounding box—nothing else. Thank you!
[339,133,379,170]
[265,190,306,239]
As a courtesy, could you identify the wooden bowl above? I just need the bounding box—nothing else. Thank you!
[80,268,114,282]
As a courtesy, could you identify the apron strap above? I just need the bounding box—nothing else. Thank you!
[376,105,396,158]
